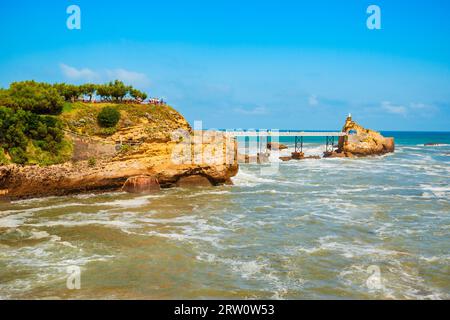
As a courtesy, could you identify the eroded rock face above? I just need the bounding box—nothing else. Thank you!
[324,116,395,158]
[291,152,305,160]
[0,113,239,200]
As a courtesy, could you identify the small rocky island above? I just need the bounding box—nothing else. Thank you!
[324,115,395,158]
[270,116,395,162]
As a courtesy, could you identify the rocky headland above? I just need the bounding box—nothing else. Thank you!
[0,103,238,200]
[0,102,394,201]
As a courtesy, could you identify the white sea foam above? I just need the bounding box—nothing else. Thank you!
[420,184,450,198]
[231,170,278,187]
[0,212,29,228]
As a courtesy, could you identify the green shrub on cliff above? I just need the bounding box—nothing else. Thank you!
[6,81,64,115]
[0,106,70,165]
[26,139,73,166]
[97,106,120,128]
[9,147,28,164]
[0,147,10,165]
[88,157,97,167]
[0,88,13,107]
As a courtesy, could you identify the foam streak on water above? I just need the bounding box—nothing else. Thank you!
[0,138,449,299]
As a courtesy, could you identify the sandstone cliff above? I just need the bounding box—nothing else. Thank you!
[0,103,238,200]
[324,116,395,158]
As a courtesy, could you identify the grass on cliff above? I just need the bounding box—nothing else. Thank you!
[0,137,73,167]
[0,147,10,165]
[0,102,189,166]
[25,139,73,166]
[0,106,73,166]
[59,102,190,137]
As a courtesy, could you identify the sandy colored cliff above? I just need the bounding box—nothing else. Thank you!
[0,103,238,200]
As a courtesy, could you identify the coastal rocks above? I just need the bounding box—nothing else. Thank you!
[324,116,395,158]
[0,110,239,199]
[122,175,160,193]
[267,142,288,150]
[323,151,349,158]
[291,152,304,160]
[176,175,212,187]
[424,142,444,146]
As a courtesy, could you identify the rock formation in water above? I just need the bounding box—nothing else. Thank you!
[424,142,443,146]
[279,154,321,161]
[324,116,395,158]
[0,104,238,199]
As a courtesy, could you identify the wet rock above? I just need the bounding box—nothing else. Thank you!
[267,142,288,150]
[424,142,443,146]
[0,126,238,199]
[291,152,304,160]
[323,151,347,158]
[176,175,212,187]
[325,116,395,157]
[122,175,160,193]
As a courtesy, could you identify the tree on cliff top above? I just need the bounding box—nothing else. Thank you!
[0,88,12,107]
[79,83,97,101]
[0,80,150,109]
[53,83,81,102]
[130,88,148,101]
[109,80,128,101]
[96,81,127,101]
[6,81,64,115]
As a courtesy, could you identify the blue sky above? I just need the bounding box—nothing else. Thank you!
[0,0,449,130]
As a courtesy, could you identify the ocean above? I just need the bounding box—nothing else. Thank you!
[0,131,449,299]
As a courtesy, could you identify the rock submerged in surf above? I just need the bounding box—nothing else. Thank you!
[267,142,288,150]
[176,175,213,187]
[122,175,160,193]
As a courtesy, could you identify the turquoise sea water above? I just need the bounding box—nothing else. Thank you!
[0,132,449,299]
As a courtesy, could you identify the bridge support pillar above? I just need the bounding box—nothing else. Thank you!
[295,136,303,153]
[326,136,335,153]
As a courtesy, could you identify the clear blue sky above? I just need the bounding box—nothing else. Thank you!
[0,0,449,130]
